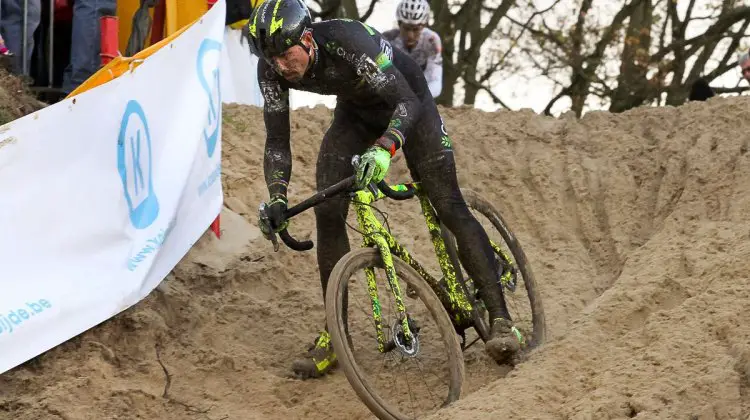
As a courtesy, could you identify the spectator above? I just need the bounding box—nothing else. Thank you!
[0,0,41,75]
[62,0,117,95]
[739,50,750,84]
[381,0,443,99]
[689,78,714,102]
[0,33,12,55]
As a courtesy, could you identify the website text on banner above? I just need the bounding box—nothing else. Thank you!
[0,0,226,375]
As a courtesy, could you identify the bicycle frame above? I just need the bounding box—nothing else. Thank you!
[350,182,476,352]
[275,173,519,352]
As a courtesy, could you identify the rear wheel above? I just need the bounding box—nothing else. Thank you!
[325,247,465,420]
[446,189,546,351]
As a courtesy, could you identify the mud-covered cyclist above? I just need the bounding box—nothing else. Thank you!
[247,0,522,379]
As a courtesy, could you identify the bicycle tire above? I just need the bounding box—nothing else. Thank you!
[450,189,547,349]
[325,247,465,420]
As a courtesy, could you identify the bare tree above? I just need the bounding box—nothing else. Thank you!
[306,0,545,108]
[430,0,521,106]
[307,0,379,22]
[511,0,750,117]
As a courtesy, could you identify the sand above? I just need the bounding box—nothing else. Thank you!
[0,69,46,126]
[1,94,749,420]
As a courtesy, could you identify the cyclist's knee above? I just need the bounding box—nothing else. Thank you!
[431,196,473,229]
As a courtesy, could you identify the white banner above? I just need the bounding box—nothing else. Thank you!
[219,27,263,107]
[0,0,226,374]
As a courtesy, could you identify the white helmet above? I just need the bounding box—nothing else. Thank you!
[396,0,430,25]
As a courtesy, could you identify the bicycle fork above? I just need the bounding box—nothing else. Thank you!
[366,235,417,355]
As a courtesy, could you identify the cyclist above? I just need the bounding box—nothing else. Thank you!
[381,0,443,99]
[247,0,521,379]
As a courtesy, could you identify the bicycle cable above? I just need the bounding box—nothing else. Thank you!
[342,197,392,236]
[282,188,392,239]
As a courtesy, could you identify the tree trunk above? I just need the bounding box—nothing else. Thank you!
[570,77,588,117]
[339,0,359,18]
[461,2,481,105]
[610,0,653,113]
[431,0,456,106]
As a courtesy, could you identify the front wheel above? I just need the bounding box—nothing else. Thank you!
[325,247,465,420]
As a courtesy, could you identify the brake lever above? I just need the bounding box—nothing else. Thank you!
[258,202,280,252]
[367,182,379,197]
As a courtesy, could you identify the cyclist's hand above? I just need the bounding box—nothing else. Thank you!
[258,195,289,239]
[355,145,392,190]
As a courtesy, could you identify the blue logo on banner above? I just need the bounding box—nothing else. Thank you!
[117,100,159,229]
[197,38,222,158]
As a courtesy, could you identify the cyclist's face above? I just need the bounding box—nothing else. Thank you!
[271,34,313,82]
[742,58,750,82]
[398,22,424,48]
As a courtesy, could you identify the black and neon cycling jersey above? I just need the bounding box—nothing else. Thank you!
[258,18,433,200]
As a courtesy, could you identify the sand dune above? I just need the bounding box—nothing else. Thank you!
[2,96,749,420]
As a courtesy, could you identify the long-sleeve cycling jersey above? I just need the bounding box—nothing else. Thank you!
[381,27,443,98]
[258,18,431,200]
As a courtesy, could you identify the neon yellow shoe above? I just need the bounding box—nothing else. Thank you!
[291,330,338,379]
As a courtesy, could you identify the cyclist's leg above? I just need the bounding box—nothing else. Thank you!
[402,101,520,362]
[315,107,377,299]
[292,105,376,379]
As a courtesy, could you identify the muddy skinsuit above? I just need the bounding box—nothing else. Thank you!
[257,18,511,322]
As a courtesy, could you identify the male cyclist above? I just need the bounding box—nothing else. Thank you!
[247,0,521,379]
[381,0,443,99]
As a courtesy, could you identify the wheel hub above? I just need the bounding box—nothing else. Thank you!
[392,318,420,357]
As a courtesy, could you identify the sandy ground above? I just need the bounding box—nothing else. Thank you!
[0,68,46,126]
[1,95,750,420]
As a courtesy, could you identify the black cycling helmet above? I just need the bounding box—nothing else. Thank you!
[247,0,312,61]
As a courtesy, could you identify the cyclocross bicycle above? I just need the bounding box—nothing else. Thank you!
[259,156,546,420]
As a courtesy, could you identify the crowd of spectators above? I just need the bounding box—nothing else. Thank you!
[0,0,115,95]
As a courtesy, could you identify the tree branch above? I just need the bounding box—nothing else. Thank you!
[462,77,512,109]
[543,87,570,116]
[657,2,670,53]
[482,0,515,45]
[571,0,594,66]
[496,0,564,67]
[652,6,750,63]
[359,0,378,22]
[706,60,742,81]
[309,0,342,19]
[686,7,750,82]
[713,85,750,94]
[680,0,698,34]
[478,59,504,84]
[454,0,478,29]
[588,0,646,66]
[506,15,566,52]
[710,21,750,79]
